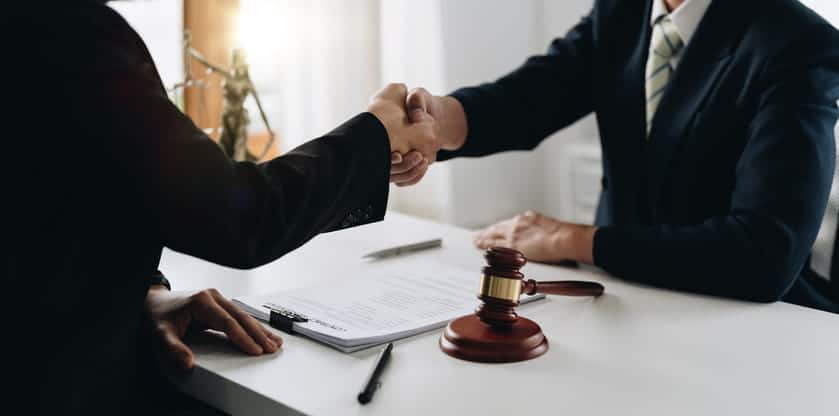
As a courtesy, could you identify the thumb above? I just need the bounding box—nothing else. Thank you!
[159,322,195,371]
[406,89,431,123]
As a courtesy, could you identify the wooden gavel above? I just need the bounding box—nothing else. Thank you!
[475,247,604,328]
[441,247,604,363]
[440,247,603,363]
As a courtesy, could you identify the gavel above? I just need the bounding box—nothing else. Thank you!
[440,247,604,363]
[476,247,604,328]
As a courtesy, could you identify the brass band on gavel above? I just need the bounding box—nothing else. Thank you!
[479,274,522,303]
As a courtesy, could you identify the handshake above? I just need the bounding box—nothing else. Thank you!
[367,83,467,187]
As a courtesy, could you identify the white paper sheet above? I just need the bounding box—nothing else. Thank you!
[234,261,544,352]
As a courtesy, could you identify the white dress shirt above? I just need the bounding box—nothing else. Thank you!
[810,123,839,280]
[650,0,713,69]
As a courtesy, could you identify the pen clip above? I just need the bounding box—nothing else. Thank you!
[265,304,308,334]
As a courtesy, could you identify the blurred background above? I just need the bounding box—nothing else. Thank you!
[112,0,839,229]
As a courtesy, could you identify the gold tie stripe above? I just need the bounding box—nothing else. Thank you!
[645,17,684,135]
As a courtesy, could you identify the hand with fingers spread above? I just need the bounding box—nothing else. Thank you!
[473,210,597,265]
[145,287,282,371]
[390,88,468,186]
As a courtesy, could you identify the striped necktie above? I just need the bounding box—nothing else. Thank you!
[645,16,684,135]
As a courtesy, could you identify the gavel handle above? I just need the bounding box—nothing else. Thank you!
[523,279,604,297]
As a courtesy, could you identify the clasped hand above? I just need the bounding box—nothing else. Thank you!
[368,84,461,186]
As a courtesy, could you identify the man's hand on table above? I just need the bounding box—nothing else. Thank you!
[474,211,597,265]
[145,286,282,371]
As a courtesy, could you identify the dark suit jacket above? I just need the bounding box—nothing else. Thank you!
[2,2,389,414]
[439,0,839,312]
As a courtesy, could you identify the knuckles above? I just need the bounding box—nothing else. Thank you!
[380,83,408,99]
[387,82,408,93]
[192,289,218,304]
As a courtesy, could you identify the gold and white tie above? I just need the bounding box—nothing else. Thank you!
[645,17,684,135]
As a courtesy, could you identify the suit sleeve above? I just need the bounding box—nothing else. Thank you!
[437,12,596,160]
[593,28,839,302]
[67,11,391,269]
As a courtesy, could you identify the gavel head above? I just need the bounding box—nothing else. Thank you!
[476,247,528,328]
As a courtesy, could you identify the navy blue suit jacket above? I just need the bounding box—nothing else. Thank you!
[439,0,839,312]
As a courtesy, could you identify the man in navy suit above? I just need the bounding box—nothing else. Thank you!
[391,0,839,312]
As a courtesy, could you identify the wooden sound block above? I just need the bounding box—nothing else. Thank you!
[440,314,548,363]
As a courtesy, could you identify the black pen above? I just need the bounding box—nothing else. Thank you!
[357,343,393,404]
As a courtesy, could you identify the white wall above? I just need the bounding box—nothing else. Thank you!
[379,0,452,221]
[532,1,599,221]
[239,0,382,153]
[439,1,546,228]
[800,0,839,27]
[108,0,183,88]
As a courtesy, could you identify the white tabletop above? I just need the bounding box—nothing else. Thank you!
[161,212,839,416]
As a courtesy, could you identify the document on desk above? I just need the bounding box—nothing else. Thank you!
[233,262,545,352]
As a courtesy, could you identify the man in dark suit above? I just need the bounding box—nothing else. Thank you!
[2,1,438,414]
[392,0,839,312]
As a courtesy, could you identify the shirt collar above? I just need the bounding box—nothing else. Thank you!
[650,0,713,46]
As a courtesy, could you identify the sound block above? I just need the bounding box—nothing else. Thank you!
[439,314,548,363]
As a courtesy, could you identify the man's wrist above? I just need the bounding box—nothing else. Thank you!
[555,224,596,264]
[438,96,468,151]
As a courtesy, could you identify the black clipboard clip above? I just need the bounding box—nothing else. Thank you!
[265,305,308,335]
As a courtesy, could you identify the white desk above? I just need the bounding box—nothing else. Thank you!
[161,212,839,416]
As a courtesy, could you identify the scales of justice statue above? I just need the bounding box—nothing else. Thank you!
[170,31,276,162]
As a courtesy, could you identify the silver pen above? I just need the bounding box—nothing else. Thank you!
[362,238,443,259]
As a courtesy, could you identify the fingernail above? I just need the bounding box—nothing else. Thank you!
[410,108,426,120]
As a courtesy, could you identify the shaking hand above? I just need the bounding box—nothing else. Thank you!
[390,88,468,186]
[368,83,440,163]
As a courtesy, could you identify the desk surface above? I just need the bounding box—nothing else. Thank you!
[161,212,839,416]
